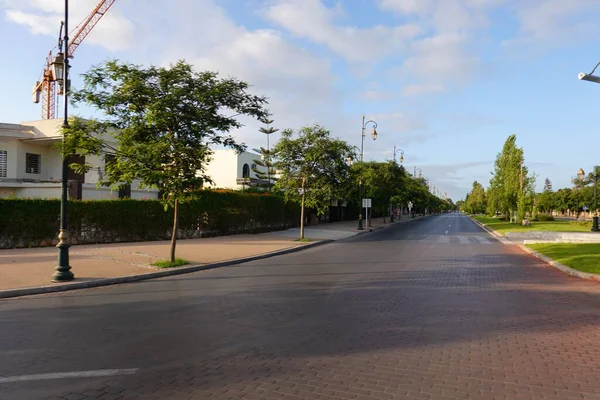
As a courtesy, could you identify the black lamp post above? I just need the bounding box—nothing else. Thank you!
[593,168,599,232]
[358,115,377,230]
[52,0,74,282]
[577,167,599,232]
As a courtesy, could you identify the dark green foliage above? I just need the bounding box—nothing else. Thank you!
[0,191,299,249]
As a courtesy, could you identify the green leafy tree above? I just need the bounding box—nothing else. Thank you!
[464,181,487,214]
[62,60,268,263]
[252,118,279,190]
[489,135,529,222]
[543,178,553,192]
[272,125,352,239]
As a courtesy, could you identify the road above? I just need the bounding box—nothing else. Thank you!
[3,213,600,400]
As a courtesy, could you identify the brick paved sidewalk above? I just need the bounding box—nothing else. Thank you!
[0,217,415,292]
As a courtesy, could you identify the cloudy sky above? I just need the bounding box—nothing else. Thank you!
[1,0,599,200]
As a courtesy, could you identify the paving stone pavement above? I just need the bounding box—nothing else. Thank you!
[3,212,600,400]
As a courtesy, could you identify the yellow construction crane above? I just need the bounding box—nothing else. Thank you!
[32,0,117,120]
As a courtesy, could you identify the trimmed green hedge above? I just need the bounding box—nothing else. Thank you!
[0,191,300,248]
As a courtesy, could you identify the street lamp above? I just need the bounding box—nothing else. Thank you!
[414,167,422,178]
[578,61,600,84]
[578,167,599,232]
[358,115,378,230]
[393,146,404,164]
[52,0,74,282]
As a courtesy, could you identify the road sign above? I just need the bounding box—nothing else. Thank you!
[362,198,372,208]
[408,201,413,210]
[583,205,589,211]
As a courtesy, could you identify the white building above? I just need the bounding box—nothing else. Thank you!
[0,119,158,200]
[204,149,269,189]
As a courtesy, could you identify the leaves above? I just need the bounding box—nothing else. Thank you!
[63,59,268,207]
[273,125,352,215]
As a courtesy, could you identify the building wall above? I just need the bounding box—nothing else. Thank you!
[205,150,239,189]
[0,138,19,179]
[16,141,62,181]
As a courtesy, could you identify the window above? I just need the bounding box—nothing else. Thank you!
[0,150,6,178]
[242,163,250,178]
[25,153,41,174]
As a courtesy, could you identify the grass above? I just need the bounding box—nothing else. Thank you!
[151,258,190,268]
[296,238,312,242]
[526,243,600,274]
[472,215,592,235]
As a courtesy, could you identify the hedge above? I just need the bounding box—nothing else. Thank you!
[0,191,300,248]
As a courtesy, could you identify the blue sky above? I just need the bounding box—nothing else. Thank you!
[1,0,600,201]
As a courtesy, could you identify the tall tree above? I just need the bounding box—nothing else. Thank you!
[543,178,553,192]
[252,117,279,190]
[489,135,528,222]
[272,125,352,239]
[63,60,268,263]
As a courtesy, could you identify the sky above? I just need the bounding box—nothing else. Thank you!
[1,0,599,201]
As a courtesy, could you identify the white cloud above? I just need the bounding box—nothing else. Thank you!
[503,0,600,49]
[263,0,422,63]
[401,83,445,96]
[3,0,135,51]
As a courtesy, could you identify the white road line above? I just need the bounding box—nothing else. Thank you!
[438,235,450,244]
[475,237,491,244]
[0,369,139,383]
[445,230,448,234]
[457,236,470,244]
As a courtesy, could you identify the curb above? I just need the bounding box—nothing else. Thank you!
[0,239,333,300]
[466,215,513,245]
[518,244,600,282]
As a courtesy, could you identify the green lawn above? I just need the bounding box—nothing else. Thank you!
[526,243,600,274]
[472,215,592,235]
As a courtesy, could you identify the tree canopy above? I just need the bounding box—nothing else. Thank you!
[63,59,269,262]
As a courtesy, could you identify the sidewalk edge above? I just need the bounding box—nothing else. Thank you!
[518,244,600,282]
[466,215,513,245]
[0,239,333,300]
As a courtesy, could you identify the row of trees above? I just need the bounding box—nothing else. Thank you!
[62,59,453,263]
[460,134,598,220]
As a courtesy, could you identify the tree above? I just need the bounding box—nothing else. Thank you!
[251,118,279,190]
[489,135,528,222]
[543,178,552,192]
[273,125,352,239]
[63,60,268,263]
[464,181,487,214]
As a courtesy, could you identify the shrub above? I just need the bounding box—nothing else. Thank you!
[0,191,300,249]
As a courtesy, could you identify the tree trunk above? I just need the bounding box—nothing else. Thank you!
[170,198,179,263]
[300,176,306,239]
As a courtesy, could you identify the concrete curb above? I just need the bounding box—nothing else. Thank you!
[518,244,600,282]
[466,215,513,245]
[0,239,333,300]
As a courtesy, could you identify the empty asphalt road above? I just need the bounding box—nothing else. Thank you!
[3,213,600,400]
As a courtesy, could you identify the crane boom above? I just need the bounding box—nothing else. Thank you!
[32,0,118,119]
[67,0,116,58]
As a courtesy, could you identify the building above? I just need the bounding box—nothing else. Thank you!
[0,119,158,200]
[204,149,269,189]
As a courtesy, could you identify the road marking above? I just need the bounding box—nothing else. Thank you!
[0,369,139,383]
[475,237,491,244]
[437,235,450,243]
[457,236,470,244]
[445,230,448,234]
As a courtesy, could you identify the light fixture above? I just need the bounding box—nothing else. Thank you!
[578,168,585,181]
[371,128,377,141]
[578,61,600,84]
[52,52,65,83]
[399,154,404,163]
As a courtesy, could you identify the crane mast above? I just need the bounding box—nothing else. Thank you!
[32,0,117,120]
